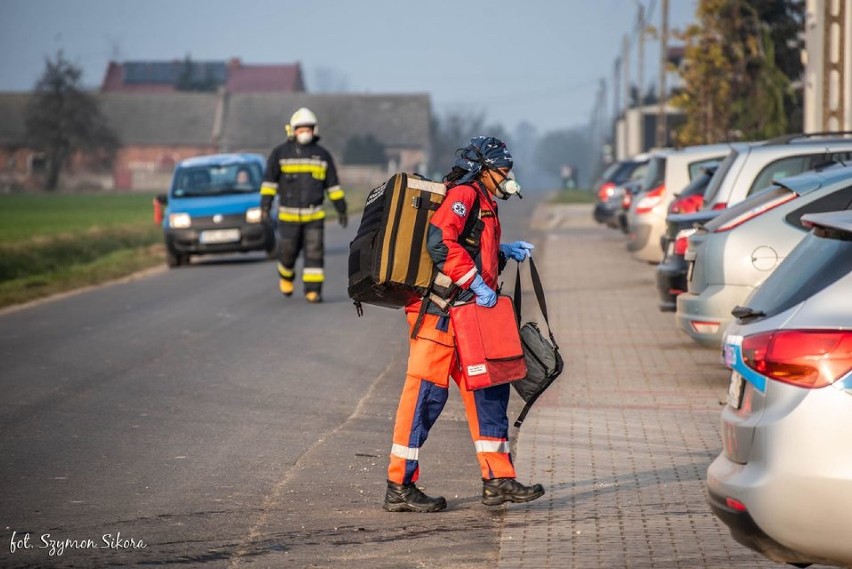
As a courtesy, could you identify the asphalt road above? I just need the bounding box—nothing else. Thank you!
[0,194,541,568]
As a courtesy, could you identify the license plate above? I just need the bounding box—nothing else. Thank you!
[727,371,745,409]
[199,229,240,244]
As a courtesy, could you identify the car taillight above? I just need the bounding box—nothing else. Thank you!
[598,182,616,202]
[636,184,665,214]
[714,193,797,232]
[742,330,852,389]
[725,497,748,512]
[711,202,728,210]
[673,228,696,256]
[668,194,704,214]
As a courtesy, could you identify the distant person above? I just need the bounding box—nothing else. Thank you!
[260,107,347,303]
[561,164,577,189]
[383,136,544,513]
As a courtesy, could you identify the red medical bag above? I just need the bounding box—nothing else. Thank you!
[450,295,527,390]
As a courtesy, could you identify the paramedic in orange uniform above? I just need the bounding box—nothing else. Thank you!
[384,136,544,512]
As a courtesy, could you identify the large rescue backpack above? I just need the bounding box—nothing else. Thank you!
[347,173,480,314]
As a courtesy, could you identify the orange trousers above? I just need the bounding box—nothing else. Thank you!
[387,312,516,485]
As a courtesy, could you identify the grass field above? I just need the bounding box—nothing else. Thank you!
[549,188,595,204]
[0,188,374,310]
[0,184,581,309]
[0,192,164,308]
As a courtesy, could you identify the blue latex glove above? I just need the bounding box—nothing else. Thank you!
[469,274,497,308]
[500,240,535,262]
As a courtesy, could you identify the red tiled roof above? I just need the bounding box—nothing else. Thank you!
[226,63,304,93]
[100,59,305,94]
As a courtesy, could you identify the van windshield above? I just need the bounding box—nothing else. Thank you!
[172,163,262,197]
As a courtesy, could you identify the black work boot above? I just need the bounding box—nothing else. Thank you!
[482,478,545,506]
[383,481,447,513]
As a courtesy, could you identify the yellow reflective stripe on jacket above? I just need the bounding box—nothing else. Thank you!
[260,181,278,196]
[279,158,328,180]
[277,206,326,223]
[327,185,345,201]
[302,268,325,282]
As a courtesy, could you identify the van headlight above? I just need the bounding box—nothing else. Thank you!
[169,213,191,228]
[246,207,262,224]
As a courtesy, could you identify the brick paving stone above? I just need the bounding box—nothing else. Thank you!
[496,203,795,569]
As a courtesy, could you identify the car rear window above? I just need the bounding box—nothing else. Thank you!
[598,162,620,184]
[677,170,714,199]
[687,157,724,180]
[784,186,852,229]
[743,230,852,320]
[610,161,646,184]
[702,150,739,206]
[747,155,810,197]
[641,156,666,191]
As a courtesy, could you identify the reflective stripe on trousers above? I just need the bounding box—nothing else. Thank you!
[387,312,515,485]
[276,219,324,294]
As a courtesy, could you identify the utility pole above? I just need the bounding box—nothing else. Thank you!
[623,33,631,156]
[637,1,645,150]
[656,0,669,147]
[613,57,621,130]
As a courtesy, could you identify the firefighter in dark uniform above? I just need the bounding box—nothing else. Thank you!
[260,107,347,303]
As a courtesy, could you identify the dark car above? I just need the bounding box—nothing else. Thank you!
[654,164,721,312]
[592,155,649,228]
[667,163,718,215]
[617,179,644,234]
[655,209,721,312]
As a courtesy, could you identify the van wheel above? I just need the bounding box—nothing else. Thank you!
[166,248,188,268]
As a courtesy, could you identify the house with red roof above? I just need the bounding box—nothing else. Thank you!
[100,58,305,94]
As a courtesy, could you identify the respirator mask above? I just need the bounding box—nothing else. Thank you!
[295,131,314,145]
[488,169,523,200]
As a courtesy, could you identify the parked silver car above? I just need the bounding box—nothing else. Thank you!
[702,133,852,210]
[627,144,737,263]
[677,164,852,348]
[707,210,852,567]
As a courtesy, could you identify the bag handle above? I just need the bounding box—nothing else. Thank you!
[514,257,559,349]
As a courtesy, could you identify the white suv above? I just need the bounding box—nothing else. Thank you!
[626,144,741,263]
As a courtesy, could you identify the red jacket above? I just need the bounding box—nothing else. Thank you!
[426,182,502,291]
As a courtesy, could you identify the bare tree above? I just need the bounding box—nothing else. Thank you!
[429,107,507,178]
[25,51,120,190]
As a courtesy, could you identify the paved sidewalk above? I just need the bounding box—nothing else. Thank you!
[497,204,782,568]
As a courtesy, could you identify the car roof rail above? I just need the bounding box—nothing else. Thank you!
[762,131,852,146]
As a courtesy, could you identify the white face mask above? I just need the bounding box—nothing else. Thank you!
[296,131,314,145]
[489,170,523,200]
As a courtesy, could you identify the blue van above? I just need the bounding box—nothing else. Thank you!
[158,153,276,267]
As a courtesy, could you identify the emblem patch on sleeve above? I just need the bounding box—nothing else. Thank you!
[452,201,467,217]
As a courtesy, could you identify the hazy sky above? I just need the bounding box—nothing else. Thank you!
[0,0,697,134]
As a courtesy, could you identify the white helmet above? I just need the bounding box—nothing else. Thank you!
[288,107,318,137]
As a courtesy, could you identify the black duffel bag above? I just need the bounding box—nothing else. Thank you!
[512,257,564,428]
